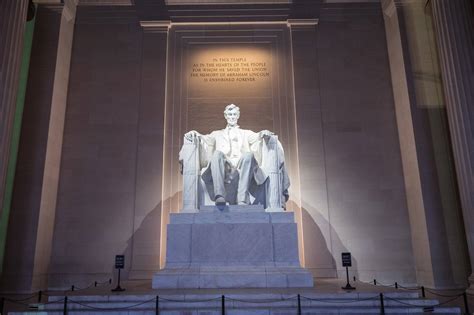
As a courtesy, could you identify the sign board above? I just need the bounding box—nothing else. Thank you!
[341,252,352,267]
[115,255,125,269]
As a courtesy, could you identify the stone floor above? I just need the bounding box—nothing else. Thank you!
[1,278,470,314]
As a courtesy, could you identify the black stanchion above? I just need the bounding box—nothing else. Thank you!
[112,268,125,292]
[221,295,225,315]
[71,285,74,291]
[374,279,377,285]
[341,253,355,290]
[112,256,125,292]
[421,286,426,298]
[38,290,42,303]
[297,294,302,315]
[0,297,4,315]
[395,282,398,289]
[63,296,68,315]
[342,266,355,290]
[155,295,159,315]
[463,292,470,315]
[353,276,356,282]
[379,293,385,315]
[94,281,97,287]
[380,293,385,315]
[109,278,112,284]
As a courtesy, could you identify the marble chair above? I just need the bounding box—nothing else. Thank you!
[179,135,288,212]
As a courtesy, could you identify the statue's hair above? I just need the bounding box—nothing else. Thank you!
[224,103,240,116]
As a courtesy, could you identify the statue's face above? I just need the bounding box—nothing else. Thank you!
[225,108,240,126]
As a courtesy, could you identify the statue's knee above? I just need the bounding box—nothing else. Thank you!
[212,150,225,161]
[241,152,254,162]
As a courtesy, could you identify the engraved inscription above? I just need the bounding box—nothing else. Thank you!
[190,57,270,83]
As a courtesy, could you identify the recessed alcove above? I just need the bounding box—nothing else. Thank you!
[160,23,304,268]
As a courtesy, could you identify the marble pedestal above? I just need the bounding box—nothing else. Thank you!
[152,205,313,289]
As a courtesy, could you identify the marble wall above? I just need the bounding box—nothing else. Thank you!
[5,1,465,291]
[293,4,415,282]
[47,10,167,288]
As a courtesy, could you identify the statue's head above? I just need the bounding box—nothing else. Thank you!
[224,104,240,126]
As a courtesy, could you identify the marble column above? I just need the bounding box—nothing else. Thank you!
[381,0,471,288]
[1,1,77,292]
[431,0,474,290]
[128,21,169,279]
[0,0,28,222]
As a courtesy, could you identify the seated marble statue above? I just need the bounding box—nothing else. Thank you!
[182,104,289,208]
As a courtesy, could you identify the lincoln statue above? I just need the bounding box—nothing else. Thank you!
[183,104,289,207]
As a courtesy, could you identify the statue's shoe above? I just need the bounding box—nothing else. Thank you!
[215,196,226,205]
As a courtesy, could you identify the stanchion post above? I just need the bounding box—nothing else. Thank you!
[109,278,112,284]
[38,290,42,303]
[112,255,125,292]
[421,286,425,298]
[374,279,377,285]
[297,294,302,315]
[379,293,385,315]
[0,296,5,315]
[341,253,355,290]
[463,292,470,315]
[94,281,97,287]
[221,295,225,315]
[71,285,74,291]
[63,296,68,315]
[155,295,159,315]
[395,282,398,289]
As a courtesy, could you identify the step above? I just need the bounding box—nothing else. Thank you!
[8,292,461,315]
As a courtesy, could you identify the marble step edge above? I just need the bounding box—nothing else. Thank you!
[45,291,422,302]
[39,300,439,311]
[170,211,294,224]
[10,306,462,315]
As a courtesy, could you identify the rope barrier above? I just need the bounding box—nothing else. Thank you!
[70,283,95,291]
[3,299,32,307]
[158,296,222,303]
[397,284,422,291]
[300,294,380,303]
[374,280,396,288]
[1,292,469,313]
[4,293,38,302]
[424,288,466,298]
[41,297,67,305]
[69,296,156,310]
[385,294,462,308]
[0,276,469,314]
[226,295,297,303]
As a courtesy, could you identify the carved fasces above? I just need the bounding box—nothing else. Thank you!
[179,136,200,212]
[261,135,282,210]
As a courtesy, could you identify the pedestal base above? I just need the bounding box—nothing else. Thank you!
[153,206,313,289]
[153,265,313,289]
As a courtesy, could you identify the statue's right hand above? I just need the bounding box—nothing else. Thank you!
[184,130,200,141]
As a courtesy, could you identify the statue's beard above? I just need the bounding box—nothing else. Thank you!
[226,119,238,127]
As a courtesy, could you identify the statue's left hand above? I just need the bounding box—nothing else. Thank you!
[259,130,275,139]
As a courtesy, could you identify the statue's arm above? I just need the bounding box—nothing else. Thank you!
[247,130,275,146]
[184,130,216,146]
[184,130,202,141]
[259,130,275,139]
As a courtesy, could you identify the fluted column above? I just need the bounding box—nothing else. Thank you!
[0,0,28,222]
[431,0,474,289]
